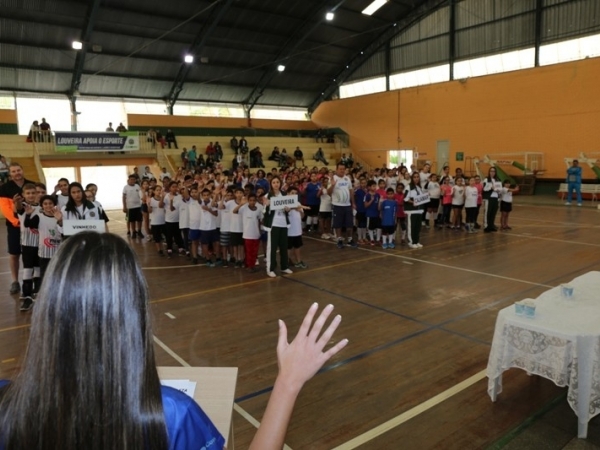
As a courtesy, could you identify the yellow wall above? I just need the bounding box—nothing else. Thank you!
[0,109,17,123]
[312,57,600,179]
[127,114,317,131]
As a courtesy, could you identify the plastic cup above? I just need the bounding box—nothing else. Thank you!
[515,302,525,316]
[523,300,536,318]
[561,284,574,298]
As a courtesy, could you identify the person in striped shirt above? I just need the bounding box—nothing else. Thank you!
[23,195,62,287]
[13,183,40,311]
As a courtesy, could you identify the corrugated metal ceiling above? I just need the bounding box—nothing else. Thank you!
[1,0,598,108]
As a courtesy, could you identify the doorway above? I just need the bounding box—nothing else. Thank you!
[436,140,450,172]
[388,150,414,168]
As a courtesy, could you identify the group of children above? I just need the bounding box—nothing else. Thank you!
[133,162,518,271]
[13,179,109,311]
[140,174,309,277]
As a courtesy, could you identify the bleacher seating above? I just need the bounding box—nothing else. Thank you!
[556,183,599,201]
[161,136,339,171]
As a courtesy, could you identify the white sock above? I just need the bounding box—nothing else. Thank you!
[368,230,374,241]
[376,229,382,241]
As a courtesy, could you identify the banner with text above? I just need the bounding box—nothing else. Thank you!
[270,195,299,211]
[55,132,139,152]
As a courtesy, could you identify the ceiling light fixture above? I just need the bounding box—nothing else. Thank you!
[325,11,334,20]
[184,54,194,64]
[72,41,83,50]
[277,64,286,72]
[362,0,389,16]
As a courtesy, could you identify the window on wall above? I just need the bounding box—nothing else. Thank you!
[76,98,127,132]
[540,33,600,66]
[339,76,386,99]
[173,102,245,118]
[388,150,413,168]
[124,100,167,115]
[251,107,308,121]
[389,64,449,90]
[0,93,15,109]
[454,48,535,79]
[16,96,71,135]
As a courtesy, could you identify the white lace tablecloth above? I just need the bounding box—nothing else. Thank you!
[486,271,600,438]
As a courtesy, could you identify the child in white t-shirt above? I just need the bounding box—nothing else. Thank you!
[318,177,332,239]
[500,180,519,230]
[147,186,166,255]
[286,186,310,269]
[187,187,203,264]
[464,177,479,234]
[236,193,263,272]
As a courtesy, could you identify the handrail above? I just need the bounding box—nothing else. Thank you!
[31,142,47,186]
[158,145,177,176]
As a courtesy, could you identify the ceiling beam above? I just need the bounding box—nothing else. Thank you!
[165,0,247,114]
[243,0,348,114]
[69,0,102,96]
[307,0,448,114]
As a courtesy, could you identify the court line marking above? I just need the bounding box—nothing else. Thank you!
[506,232,600,248]
[143,264,201,270]
[152,335,293,450]
[0,324,30,334]
[149,255,387,305]
[331,369,487,449]
[165,312,176,319]
[1,358,16,363]
[304,236,553,289]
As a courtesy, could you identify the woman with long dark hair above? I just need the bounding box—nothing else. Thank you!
[0,232,347,449]
[482,167,502,232]
[404,172,426,249]
[262,176,292,278]
[61,181,101,221]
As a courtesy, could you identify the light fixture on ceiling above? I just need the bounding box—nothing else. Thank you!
[325,11,334,20]
[184,54,194,64]
[72,41,83,50]
[362,0,389,16]
[277,64,286,72]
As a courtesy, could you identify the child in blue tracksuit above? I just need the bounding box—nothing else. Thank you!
[379,188,398,249]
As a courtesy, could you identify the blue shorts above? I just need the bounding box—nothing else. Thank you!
[189,229,202,241]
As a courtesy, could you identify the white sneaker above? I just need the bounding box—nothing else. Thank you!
[408,244,419,249]
[267,271,277,278]
[565,202,572,205]
[321,233,329,239]
[577,203,582,207]
[282,268,293,274]
[416,243,423,248]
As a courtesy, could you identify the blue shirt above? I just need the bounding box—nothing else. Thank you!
[255,177,269,193]
[380,199,397,227]
[365,193,380,218]
[566,166,582,184]
[354,188,367,213]
[304,182,321,206]
[0,381,224,450]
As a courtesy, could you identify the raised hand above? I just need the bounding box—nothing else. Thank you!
[276,303,348,392]
[53,207,62,221]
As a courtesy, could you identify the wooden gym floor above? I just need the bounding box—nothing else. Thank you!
[1,195,599,449]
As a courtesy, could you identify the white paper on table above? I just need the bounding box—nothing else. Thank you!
[161,379,197,399]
